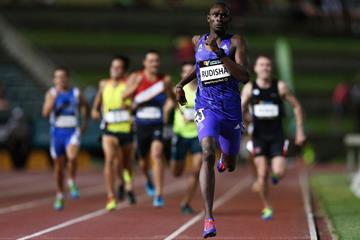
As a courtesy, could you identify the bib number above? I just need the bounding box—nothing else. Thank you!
[199,59,230,87]
[136,107,162,120]
[55,115,77,128]
[183,108,196,121]
[104,109,130,123]
[194,109,205,124]
[254,103,279,119]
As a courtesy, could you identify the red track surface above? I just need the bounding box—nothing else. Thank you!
[0,167,316,239]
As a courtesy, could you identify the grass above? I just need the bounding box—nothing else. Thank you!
[294,73,354,92]
[305,117,355,135]
[20,30,174,50]
[311,174,360,239]
[247,35,360,53]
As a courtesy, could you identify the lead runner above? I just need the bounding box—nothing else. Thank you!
[175,2,249,238]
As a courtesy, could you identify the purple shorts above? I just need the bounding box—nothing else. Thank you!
[195,108,242,156]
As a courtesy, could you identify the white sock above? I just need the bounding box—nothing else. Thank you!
[56,192,64,199]
[68,179,75,187]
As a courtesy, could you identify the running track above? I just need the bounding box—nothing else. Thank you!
[0,167,319,239]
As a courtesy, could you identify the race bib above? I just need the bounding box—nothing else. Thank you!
[194,109,205,124]
[55,115,77,128]
[254,103,279,119]
[199,59,230,87]
[183,108,196,121]
[104,109,130,123]
[136,107,162,120]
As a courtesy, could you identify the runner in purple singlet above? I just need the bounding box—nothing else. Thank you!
[175,2,249,238]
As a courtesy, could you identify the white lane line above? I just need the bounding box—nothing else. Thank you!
[17,178,188,240]
[164,175,252,240]
[300,173,318,240]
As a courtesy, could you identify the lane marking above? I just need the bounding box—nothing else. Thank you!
[300,173,318,240]
[17,177,188,240]
[164,175,251,240]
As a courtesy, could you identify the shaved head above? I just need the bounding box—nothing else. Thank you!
[209,2,230,14]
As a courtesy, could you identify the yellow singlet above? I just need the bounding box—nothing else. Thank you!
[102,80,132,133]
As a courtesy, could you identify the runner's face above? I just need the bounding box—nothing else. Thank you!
[110,59,125,79]
[208,5,230,33]
[53,70,69,89]
[255,57,272,80]
[143,53,160,74]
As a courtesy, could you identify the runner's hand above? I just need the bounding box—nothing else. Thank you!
[91,109,101,120]
[205,34,220,52]
[175,85,187,106]
[295,130,306,146]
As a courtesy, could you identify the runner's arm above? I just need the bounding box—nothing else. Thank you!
[175,35,200,105]
[42,90,55,118]
[241,82,252,125]
[205,34,249,84]
[163,75,176,124]
[122,72,142,100]
[78,90,89,133]
[278,80,306,146]
[222,35,249,84]
[91,80,106,120]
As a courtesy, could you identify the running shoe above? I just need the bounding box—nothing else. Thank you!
[216,158,226,173]
[180,203,194,215]
[53,197,64,211]
[146,181,155,197]
[262,207,273,220]
[271,173,279,185]
[106,197,117,211]
[127,191,136,205]
[117,184,125,201]
[153,195,164,208]
[69,182,79,200]
[202,218,216,238]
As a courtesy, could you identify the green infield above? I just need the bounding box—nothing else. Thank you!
[311,174,360,239]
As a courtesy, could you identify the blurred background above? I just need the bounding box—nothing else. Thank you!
[0,0,359,171]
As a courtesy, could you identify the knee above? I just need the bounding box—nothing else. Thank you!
[257,169,268,181]
[274,169,285,179]
[202,147,215,163]
[151,145,163,160]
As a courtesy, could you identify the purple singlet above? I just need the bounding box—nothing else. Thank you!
[194,34,242,156]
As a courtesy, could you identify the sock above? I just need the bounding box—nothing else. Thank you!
[56,192,64,199]
[123,169,132,184]
[68,179,75,187]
